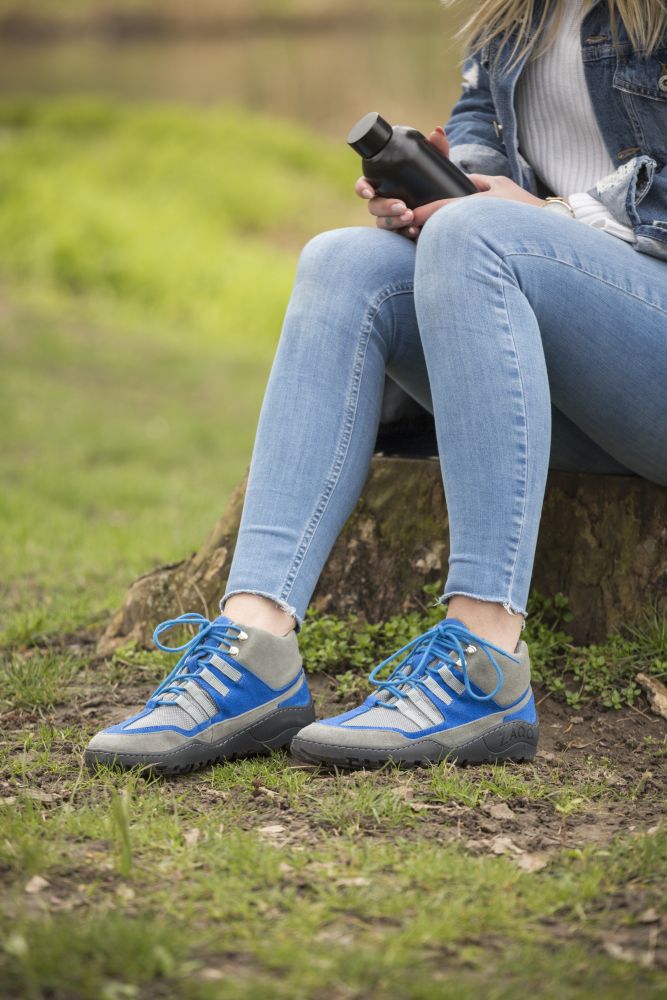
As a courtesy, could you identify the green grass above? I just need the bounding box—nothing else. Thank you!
[0,0,439,22]
[0,98,355,358]
[0,745,665,998]
[0,98,359,635]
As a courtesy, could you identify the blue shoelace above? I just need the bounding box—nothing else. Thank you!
[150,613,245,705]
[368,617,520,704]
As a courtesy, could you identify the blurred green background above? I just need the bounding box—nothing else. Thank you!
[0,0,467,638]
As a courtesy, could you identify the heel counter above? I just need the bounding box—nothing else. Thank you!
[279,673,312,709]
[504,688,538,725]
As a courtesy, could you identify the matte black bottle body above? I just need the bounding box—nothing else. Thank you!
[349,116,476,209]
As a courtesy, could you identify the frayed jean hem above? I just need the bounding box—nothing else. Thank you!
[437,591,528,624]
[219,589,302,633]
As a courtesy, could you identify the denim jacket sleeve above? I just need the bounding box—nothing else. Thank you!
[443,50,514,179]
[588,157,667,262]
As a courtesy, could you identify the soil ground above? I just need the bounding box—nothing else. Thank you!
[2,631,666,998]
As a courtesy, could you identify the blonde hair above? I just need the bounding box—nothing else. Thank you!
[442,0,667,68]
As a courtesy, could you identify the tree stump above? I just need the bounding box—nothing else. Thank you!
[98,454,666,654]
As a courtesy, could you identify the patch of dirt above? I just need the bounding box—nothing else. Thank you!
[2,658,667,975]
[3,661,666,861]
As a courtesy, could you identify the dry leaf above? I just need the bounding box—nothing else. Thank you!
[25,875,49,894]
[199,968,225,982]
[638,908,660,924]
[488,802,515,821]
[257,824,285,835]
[490,835,523,856]
[25,789,57,803]
[603,939,654,968]
[515,852,550,873]
[636,673,667,720]
[183,828,201,849]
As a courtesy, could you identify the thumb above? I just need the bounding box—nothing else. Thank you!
[427,125,450,158]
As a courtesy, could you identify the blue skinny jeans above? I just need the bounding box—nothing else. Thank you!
[221,198,667,630]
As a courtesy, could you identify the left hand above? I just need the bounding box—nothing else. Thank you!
[403,172,546,240]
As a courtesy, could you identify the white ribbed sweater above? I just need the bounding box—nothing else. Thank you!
[514,0,634,241]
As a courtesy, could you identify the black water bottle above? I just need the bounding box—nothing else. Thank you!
[347,111,476,208]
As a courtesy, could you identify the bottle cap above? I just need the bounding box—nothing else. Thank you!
[347,112,393,159]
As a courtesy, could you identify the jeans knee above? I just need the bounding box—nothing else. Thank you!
[298,226,378,276]
[298,224,414,287]
[417,196,517,264]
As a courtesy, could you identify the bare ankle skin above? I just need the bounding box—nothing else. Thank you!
[223,594,297,636]
[446,596,524,654]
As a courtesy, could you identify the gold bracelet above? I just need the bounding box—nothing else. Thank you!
[542,196,576,218]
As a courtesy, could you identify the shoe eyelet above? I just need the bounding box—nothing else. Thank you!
[229,645,239,656]
[238,631,248,640]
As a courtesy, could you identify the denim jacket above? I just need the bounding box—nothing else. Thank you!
[444,0,667,261]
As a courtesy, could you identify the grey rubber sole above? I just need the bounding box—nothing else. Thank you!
[85,701,316,776]
[290,719,539,770]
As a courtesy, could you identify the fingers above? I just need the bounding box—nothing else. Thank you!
[467,173,493,192]
[355,174,414,230]
[355,176,375,199]
[411,198,457,227]
[427,125,450,158]
[369,197,414,230]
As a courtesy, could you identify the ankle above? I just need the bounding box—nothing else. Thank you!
[445,596,523,654]
[222,593,297,637]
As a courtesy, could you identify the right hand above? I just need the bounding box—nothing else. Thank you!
[354,126,451,240]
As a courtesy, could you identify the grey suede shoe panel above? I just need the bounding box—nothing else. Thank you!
[204,675,305,742]
[431,689,532,746]
[295,721,402,751]
[87,675,306,756]
[87,728,190,754]
[231,621,302,689]
[466,639,531,706]
[294,688,532,753]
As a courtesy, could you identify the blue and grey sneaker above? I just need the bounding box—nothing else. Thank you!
[85,612,314,775]
[291,617,538,769]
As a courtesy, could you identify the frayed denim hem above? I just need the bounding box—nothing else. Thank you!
[219,590,302,633]
[437,591,527,627]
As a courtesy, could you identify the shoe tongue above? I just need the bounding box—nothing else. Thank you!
[377,619,473,706]
[179,614,232,676]
[436,618,474,663]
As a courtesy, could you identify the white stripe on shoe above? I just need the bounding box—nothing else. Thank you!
[424,675,453,706]
[200,667,230,697]
[438,665,465,694]
[406,688,443,726]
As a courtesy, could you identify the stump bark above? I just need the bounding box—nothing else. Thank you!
[98,456,666,654]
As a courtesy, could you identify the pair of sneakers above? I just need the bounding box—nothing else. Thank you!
[85,611,539,775]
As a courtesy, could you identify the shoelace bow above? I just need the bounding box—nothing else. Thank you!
[150,613,245,704]
[368,618,519,704]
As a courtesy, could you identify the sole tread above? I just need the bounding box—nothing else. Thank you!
[290,721,539,770]
[85,703,315,777]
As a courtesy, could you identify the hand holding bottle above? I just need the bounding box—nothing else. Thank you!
[354,124,544,240]
[354,126,456,240]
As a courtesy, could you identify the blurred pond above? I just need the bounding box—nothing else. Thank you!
[0,19,466,137]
